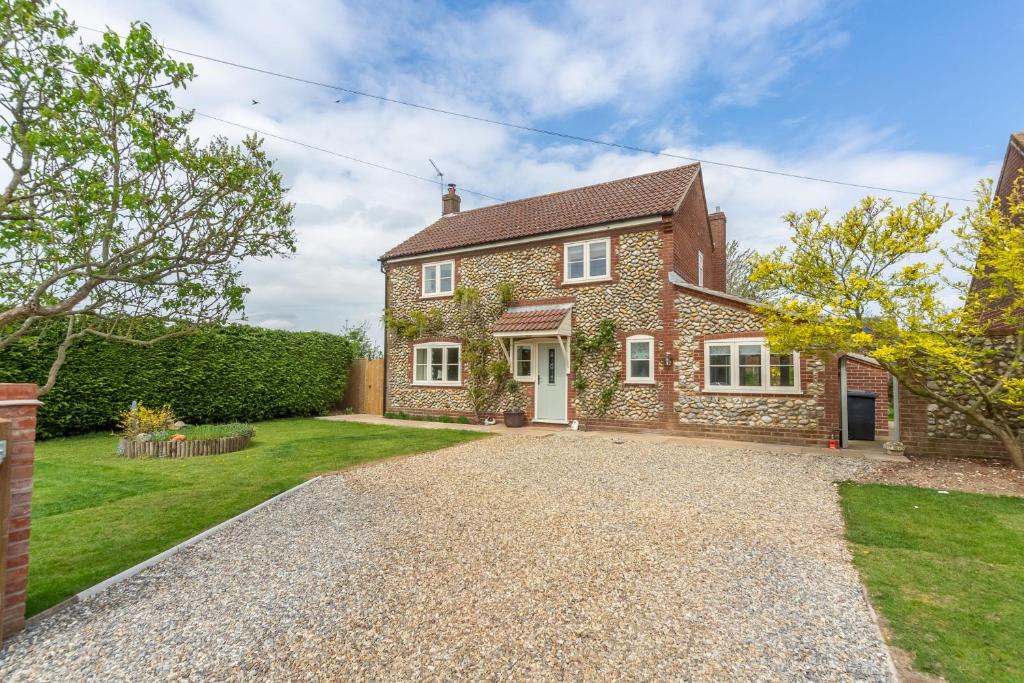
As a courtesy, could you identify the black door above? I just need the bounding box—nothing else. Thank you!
[847,390,876,441]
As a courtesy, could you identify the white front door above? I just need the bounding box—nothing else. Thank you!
[535,342,567,422]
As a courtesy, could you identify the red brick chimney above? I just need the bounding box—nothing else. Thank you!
[708,208,727,291]
[442,183,461,215]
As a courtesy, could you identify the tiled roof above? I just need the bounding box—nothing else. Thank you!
[381,164,700,260]
[491,307,570,333]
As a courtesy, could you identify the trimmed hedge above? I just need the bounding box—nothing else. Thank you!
[0,324,355,438]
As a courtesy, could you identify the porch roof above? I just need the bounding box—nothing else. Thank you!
[491,305,572,337]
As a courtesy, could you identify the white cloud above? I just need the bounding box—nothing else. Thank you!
[436,0,842,117]
[54,0,999,343]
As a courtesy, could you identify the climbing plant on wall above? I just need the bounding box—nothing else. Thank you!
[453,284,515,423]
[571,318,620,422]
[383,284,516,423]
[382,309,443,340]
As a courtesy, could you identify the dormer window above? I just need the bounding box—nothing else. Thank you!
[422,260,454,297]
[564,238,610,283]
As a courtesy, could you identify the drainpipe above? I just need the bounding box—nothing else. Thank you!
[380,258,388,414]
[839,355,849,448]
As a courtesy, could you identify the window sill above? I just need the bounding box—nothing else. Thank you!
[560,276,612,286]
[513,376,534,383]
[624,379,656,385]
[412,382,462,388]
[420,292,454,299]
[703,386,802,395]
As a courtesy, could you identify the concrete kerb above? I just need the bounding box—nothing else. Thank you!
[25,476,324,628]
[319,414,909,464]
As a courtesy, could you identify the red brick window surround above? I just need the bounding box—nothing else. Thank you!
[701,337,801,394]
[420,259,455,299]
[624,334,656,384]
[562,236,611,284]
[411,342,462,386]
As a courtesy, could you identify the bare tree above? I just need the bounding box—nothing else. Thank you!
[725,240,764,300]
[1,1,295,393]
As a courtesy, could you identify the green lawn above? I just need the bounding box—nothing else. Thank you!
[841,483,1024,683]
[28,418,486,616]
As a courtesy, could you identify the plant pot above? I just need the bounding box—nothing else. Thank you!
[503,410,526,428]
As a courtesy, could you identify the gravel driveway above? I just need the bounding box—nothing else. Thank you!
[1,434,895,681]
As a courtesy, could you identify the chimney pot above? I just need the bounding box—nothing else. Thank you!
[442,183,461,215]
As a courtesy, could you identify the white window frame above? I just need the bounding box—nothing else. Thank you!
[697,250,704,287]
[513,342,534,381]
[702,338,800,394]
[421,260,454,297]
[625,335,656,384]
[412,342,461,386]
[563,237,611,283]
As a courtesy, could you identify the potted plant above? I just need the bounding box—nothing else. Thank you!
[503,379,527,428]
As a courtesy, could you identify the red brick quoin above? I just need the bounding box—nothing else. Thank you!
[0,384,40,638]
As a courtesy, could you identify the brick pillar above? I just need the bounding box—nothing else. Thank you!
[0,384,40,638]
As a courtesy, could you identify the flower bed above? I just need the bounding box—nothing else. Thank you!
[118,423,255,459]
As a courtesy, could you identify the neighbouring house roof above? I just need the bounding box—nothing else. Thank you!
[491,305,572,336]
[995,131,1024,200]
[381,164,700,260]
[972,132,1023,330]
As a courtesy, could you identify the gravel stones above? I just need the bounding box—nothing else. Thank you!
[1,435,895,681]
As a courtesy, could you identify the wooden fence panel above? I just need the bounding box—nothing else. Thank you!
[341,358,384,415]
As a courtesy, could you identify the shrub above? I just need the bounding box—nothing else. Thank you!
[118,403,177,438]
[0,324,356,438]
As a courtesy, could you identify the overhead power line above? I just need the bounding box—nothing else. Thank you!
[81,24,972,202]
[191,111,504,201]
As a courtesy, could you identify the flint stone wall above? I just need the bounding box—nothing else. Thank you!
[385,229,666,422]
[673,294,831,433]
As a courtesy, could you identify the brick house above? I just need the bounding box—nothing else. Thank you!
[380,165,888,447]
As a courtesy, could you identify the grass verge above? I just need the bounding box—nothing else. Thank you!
[840,482,1024,683]
[28,417,486,615]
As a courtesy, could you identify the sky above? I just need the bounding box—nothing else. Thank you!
[61,0,1024,340]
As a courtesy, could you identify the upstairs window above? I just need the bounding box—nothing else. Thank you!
[704,339,799,393]
[698,250,704,287]
[422,260,454,297]
[413,343,461,385]
[626,335,655,383]
[564,238,610,282]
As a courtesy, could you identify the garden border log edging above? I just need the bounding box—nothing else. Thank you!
[118,433,252,458]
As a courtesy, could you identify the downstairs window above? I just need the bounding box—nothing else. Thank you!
[703,339,799,393]
[413,343,461,385]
